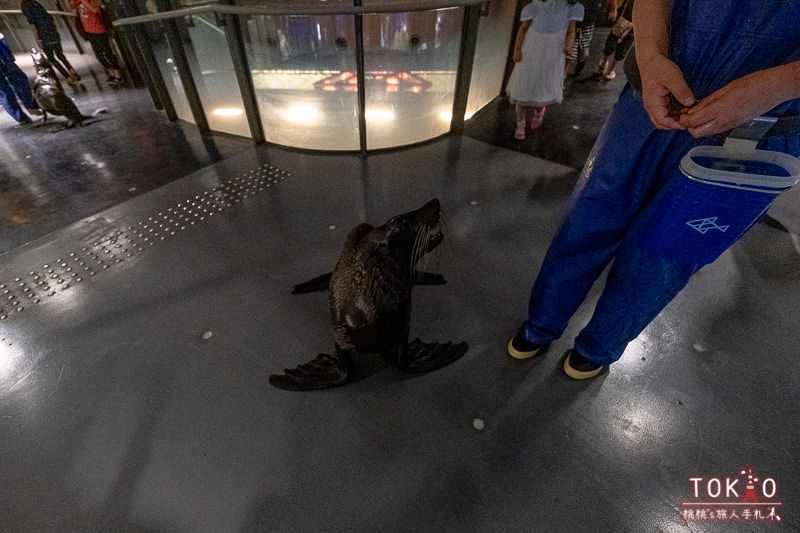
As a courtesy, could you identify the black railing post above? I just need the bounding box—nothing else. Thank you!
[118,0,177,119]
[450,4,481,133]
[154,0,209,132]
[218,0,265,144]
[354,0,367,154]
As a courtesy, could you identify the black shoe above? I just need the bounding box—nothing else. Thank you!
[17,115,32,124]
[508,326,549,360]
[563,349,606,380]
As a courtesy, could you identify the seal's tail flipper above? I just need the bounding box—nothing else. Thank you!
[412,271,446,285]
[400,338,468,373]
[269,353,348,391]
[291,272,332,294]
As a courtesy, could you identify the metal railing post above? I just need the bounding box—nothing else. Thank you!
[450,4,480,133]
[154,0,209,133]
[119,0,177,119]
[354,0,367,155]
[217,0,265,144]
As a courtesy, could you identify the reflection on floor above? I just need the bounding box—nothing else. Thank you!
[1,51,799,532]
[0,82,252,256]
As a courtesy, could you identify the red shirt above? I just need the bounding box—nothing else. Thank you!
[74,0,105,34]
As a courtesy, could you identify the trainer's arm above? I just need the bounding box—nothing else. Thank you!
[633,0,695,130]
[679,61,800,137]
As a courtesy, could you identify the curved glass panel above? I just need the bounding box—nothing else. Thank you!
[465,0,516,120]
[242,13,359,150]
[150,21,193,128]
[362,7,462,150]
[152,13,250,137]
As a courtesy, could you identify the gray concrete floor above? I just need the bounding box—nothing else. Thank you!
[1,49,799,532]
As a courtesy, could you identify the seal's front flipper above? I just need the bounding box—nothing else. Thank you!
[291,272,332,294]
[413,271,446,285]
[399,338,468,373]
[269,352,348,390]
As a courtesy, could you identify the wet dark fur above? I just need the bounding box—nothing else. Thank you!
[270,199,467,390]
[31,49,103,127]
[328,199,444,354]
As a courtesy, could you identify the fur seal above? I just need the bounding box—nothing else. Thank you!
[31,49,105,128]
[269,198,468,391]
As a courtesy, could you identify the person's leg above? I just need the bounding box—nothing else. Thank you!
[3,61,39,112]
[88,33,112,69]
[595,33,618,77]
[91,34,122,81]
[43,42,70,79]
[573,23,595,76]
[615,31,635,62]
[571,237,700,369]
[603,32,634,80]
[517,88,705,348]
[50,41,80,81]
[0,73,28,122]
[565,23,583,77]
[564,104,714,378]
[515,103,527,140]
[530,106,545,129]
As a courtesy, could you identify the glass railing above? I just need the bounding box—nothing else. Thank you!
[3,0,516,152]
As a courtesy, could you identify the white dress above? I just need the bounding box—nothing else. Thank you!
[506,0,584,106]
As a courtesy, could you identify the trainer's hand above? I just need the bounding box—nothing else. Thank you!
[679,69,788,138]
[639,54,696,130]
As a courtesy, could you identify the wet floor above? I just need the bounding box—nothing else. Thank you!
[1,43,799,532]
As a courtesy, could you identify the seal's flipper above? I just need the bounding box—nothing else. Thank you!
[413,271,446,285]
[399,338,468,373]
[291,272,332,294]
[269,352,348,391]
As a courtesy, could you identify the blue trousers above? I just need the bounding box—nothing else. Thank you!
[521,86,716,366]
[0,59,38,123]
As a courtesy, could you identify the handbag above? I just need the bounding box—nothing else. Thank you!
[611,0,633,38]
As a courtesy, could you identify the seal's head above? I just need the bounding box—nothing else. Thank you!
[31,48,47,69]
[372,198,443,275]
[31,48,55,78]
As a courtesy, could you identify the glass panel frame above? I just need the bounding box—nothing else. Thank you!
[465,0,516,120]
[362,7,463,151]
[242,12,360,151]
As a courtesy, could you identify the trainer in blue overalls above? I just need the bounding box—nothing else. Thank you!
[508,0,800,379]
[0,33,42,124]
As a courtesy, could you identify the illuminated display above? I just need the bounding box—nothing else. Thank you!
[313,71,432,93]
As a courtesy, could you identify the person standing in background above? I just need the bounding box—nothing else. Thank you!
[566,0,617,79]
[506,0,584,140]
[594,0,634,80]
[70,0,122,85]
[20,0,81,89]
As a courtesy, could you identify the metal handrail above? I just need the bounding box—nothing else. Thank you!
[0,9,74,16]
[112,0,486,27]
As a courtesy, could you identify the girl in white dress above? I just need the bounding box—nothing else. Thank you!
[506,0,584,139]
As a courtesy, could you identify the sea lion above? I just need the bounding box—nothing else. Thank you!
[31,49,104,128]
[269,198,468,391]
